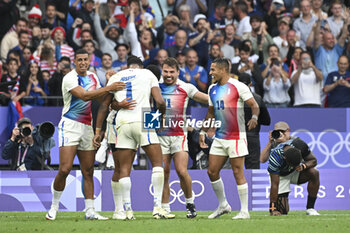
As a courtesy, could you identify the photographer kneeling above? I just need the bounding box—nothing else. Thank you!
[260,121,320,216]
[2,118,55,170]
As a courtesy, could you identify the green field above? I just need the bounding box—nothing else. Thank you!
[1,211,349,233]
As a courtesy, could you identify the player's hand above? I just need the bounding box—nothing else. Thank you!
[93,134,102,149]
[105,70,116,81]
[270,210,282,216]
[199,134,208,148]
[119,97,137,110]
[247,118,258,130]
[108,81,126,92]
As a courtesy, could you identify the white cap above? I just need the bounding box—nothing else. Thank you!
[193,14,207,24]
[272,0,284,5]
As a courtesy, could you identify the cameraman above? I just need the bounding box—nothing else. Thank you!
[1,117,55,170]
[260,121,320,216]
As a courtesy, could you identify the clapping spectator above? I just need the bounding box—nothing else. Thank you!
[291,51,323,107]
[326,0,347,39]
[263,59,291,107]
[0,58,26,105]
[324,55,350,107]
[24,61,48,106]
[178,4,196,34]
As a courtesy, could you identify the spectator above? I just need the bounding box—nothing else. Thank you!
[207,44,222,73]
[324,55,350,107]
[43,2,66,29]
[261,44,289,79]
[263,58,291,107]
[1,18,28,62]
[326,0,346,39]
[232,43,264,97]
[47,57,71,106]
[180,49,207,92]
[291,51,323,107]
[224,24,240,49]
[0,0,20,43]
[149,0,174,28]
[243,14,274,63]
[264,0,286,38]
[154,49,169,72]
[96,53,119,87]
[69,0,95,31]
[212,29,235,61]
[94,2,125,61]
[188,14,214,68]
[166,29,190,58]
[40,23,54,45]
[24,61,48,106]
[112,44,128,71]
[28,4,42,38]
[284,29,302,72]
[175,0,207,20]
[0,58,26,105]
[139,28,156,60]
[82,40,102,69]
[235,1,252,39]
[208,0,226,29]
[224,5,236,25]
[176,51,186,69]
[287,46,303,77]
[273,18,293,60]
[51,27,74,65]
[311,0,327,19]
[293,0,318,49]
[7,30,30,66]
[34,41,57,77]
[22,46,33,70]
[178,4,196,34]
[232,39,260,64]
[1,117,55,170]
[6,49,26,76]
[244,0,262,17]
[313,19,348,82]
[157,14,180,49]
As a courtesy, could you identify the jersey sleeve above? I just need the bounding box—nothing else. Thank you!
[208,84,214,106]
[149,72,159,88]
[185,83,199,99]
[267,149,283,174]
[63,73,78,92]
[237,81,253,101]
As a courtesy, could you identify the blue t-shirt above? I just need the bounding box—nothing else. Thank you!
[179,65,208,89]
[325,71,350,107]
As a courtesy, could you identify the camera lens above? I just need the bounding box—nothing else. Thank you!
[22,127,31,137]
[271,130,282,139]
[39,122,55,139]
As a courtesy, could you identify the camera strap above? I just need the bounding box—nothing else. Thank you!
[17,144,29,167]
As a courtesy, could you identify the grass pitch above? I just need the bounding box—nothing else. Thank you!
[1,211,349,233]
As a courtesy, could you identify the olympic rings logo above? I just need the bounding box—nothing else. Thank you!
[149,180,205,204]
[292,129,350,168]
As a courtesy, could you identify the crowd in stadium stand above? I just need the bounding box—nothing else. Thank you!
[1,0,350,108]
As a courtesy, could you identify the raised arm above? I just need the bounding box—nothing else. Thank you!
[70,82,125,101]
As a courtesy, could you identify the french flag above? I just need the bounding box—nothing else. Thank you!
[7,101,23,137]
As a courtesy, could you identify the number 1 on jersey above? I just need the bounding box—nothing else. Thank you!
[126,82,132,100]
[165,98,171,108]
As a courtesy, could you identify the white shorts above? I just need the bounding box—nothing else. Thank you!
[209,138,248,158]
[106,122,117,144]
[278,170,300,194]
[116,122,159,150]
[159,135,188,155]
[58,117,94,151]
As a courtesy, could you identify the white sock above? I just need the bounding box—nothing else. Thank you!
[161,203,170,212]
[119,177,132,211]
[237,183,248,213]
[211,178,228,207]
[85,199,94,212]
[111,180,124,212]
[185,197,194,204]
[51,189,63,209]
[152,167,164,208]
